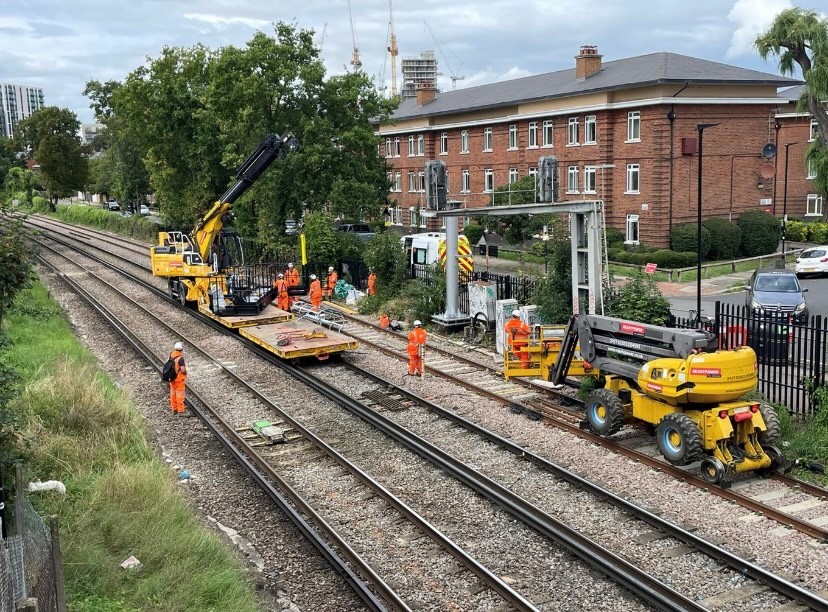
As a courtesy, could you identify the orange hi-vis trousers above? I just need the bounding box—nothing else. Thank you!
[169,379,186,413]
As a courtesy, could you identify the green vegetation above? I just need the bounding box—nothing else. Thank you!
[670,223,712,258]
[604,272,671,325]
[3,282,259,612]
[785,220,828,243]
[462,223,484,248]
[532,240,573,322]
[739,210,782,257]
[703,218,742,260]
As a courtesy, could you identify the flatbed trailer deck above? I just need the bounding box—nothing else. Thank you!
[198,303,293,328]
[240,320,359,360]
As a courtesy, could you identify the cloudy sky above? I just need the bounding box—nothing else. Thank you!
[0,0,809,124]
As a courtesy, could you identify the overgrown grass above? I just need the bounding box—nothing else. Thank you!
[22,203,160,242]
[3,282,259,612]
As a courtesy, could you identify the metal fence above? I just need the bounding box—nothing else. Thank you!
[672,302,828,417]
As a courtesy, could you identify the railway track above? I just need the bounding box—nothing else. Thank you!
[24,214,824,609]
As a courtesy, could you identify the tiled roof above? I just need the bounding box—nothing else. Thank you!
[389,52,801,121]
[778,85,805,101]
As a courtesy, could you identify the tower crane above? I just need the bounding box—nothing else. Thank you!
[424,21,464,90]
[387,0,399,97]
[347,0,362,70]
[314,22,328,54]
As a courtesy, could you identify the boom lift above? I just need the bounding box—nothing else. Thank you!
[517,314,780,485]
[150,132,299,316]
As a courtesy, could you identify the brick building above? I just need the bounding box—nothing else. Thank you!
[375,46,802,247]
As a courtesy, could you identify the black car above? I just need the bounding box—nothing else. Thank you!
[745,268,808,324]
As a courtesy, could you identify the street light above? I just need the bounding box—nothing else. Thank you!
[696,123,719,325]
[782,142,798,262]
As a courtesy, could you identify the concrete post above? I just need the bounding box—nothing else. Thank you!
[444,215,459,317]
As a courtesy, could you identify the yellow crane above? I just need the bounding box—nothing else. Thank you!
[387,0,398,97]
[347,0,362,70]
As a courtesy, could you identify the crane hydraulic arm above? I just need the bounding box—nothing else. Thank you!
[192,132,299,262]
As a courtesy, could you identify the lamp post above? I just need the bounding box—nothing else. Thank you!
[782,142,798,262]
[696,123,719,325]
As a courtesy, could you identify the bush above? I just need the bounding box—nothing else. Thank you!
[648,250,698,268]
[605,227,625,248]
[670,223,712,258]
[785,220,808,242]
[604,272,671,325]
[703,218,742,260]
[808,223,828,244]
[738,210,781,256]
[462,223,484,247]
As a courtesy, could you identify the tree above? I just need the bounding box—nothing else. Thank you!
[302,212,338,264]
[756,8,828,193]
[532,240,573,323]
[604,273,671,326]
[0,140,23,188]
[486,175,562,244]
[15,107,88,209]
[363,231,407,295]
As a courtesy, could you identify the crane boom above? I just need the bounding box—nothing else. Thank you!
[424,21,464,90]
[347,0,362,70]
[388,0,398,97]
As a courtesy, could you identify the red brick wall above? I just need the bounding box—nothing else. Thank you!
[776,116,821,220]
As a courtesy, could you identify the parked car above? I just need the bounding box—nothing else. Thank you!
[795,246,828,277]
[139,204,150,216]
[745,268,808,324]
[337,223,375,240]
[106,199,120,211]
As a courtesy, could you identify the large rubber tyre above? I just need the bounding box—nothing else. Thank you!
[177,281,188,307]
[167,279,176,301]
[699,456,727,485]
[656,413,703,466]
[758,403,781,446]
[585,389,625,436]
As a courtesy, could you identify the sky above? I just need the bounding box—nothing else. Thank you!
[0,0,818,124]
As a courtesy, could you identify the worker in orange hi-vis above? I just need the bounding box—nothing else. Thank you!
[309,274,322,309]
[168,341,189,416]
[274,273,289,311]
[324,266,338,300]
[379,313,390,329]
[504,310,530,368]
[367,270,377,296]
[406,320,427,376]
[285,262,300,307]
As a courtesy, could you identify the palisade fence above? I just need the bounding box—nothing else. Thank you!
[672,302,828,417]
[407,264,538,315]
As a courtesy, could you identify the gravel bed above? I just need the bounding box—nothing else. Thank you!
[344,348,828,599]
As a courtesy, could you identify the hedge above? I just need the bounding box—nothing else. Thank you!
[703,218,742,260]
[738,210,781,256]
[670,223,711,258]
[608,248,697,268]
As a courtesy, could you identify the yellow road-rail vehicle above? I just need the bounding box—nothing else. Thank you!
[149,132,358,361]
[507,314,780,485]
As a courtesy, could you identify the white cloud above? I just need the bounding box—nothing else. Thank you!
[0,16,33,31]
[726,0,791,58]
[183,13,270,30]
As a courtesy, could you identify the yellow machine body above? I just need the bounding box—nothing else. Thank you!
[503,325,597,381]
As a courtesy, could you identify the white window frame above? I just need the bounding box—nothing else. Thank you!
[461,169,470,193]
[625,214,640,244]
[385,138,392,158]
[567,117,579,146]
[807,158,816,179]
[509,168,518,184]
[567,166,579,193]
[508,124,518,150]
[484,168,494,192]
[395,205,402,225]
[810,119,818,142]
[409,206,418,227]
[583,166,597,193]
[445,171,450,194]
[806,193,823,216]
[394,171,401,192]
[393,137,400,157]
[387,172,393,191]
[483,127,493,152]
[542,120,554,147]
[626,163,640,194]
[418,171,426,192]
[417,133,425,156]
[627,111,641,142]
[460,130,469,154]
[419,207,427,228]
[408,171,416,193]
[440,132,448,155]
[528,121,538,148]
[528,167,539,193]
[407,135,415,156]
[584,115,596,144]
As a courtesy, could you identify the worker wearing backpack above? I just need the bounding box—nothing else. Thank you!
[166,341,189,416]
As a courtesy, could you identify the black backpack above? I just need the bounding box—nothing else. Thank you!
[161,357,178,382]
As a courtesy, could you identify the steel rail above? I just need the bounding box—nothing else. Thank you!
[34,241,538,612]
[343,361,828,611]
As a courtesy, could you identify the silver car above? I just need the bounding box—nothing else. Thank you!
[795,246,828,277]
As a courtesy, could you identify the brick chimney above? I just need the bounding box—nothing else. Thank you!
[416,82,437,106]
[575,45,603,80]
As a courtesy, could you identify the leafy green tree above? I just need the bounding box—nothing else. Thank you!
[302,212,338,264]
[486,175,562,244]
[3,168,35,205]
[604,273,671,325]
[532,240,573,323]
[756,8,828,194]
[15,107,88,209]
[0,140,23,188]
[363,231,407,295]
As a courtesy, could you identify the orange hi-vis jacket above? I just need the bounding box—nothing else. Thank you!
[274,278,289,310]
[504,317,530,347]
[309,278,322,305]
[407,327,427,355]
[367,272,376,295]
[325,271,338,295]
[285,267,300,287]
[379,314,390,328]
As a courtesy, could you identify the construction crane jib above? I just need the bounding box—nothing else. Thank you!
[387,0,399,97]
[347,0,361,70]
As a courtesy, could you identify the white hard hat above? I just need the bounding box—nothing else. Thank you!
[288,262,294,268]
[328,266,334,272]
[511,310,521,317]
[174,341,184,351]
[310,274,317,279]
[413,320,422,327]
[278,273,284,278]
